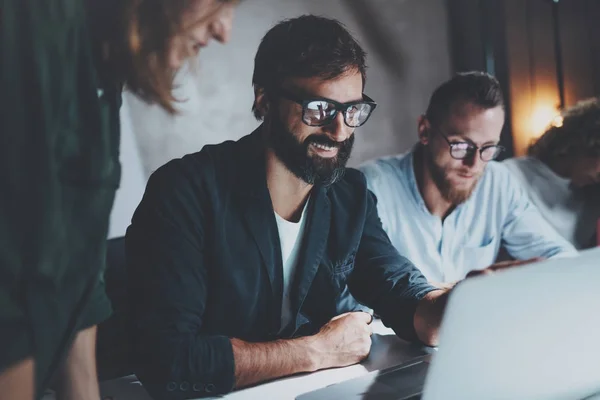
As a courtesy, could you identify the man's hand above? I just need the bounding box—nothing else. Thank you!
[230,311,373,389]
[429,281,458,290]
[466,257,544,278]
[414,289,449,347]
[306,312,373,370]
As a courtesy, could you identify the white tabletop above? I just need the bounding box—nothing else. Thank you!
[98,319,432,400]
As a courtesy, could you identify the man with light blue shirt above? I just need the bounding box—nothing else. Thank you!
[360,72,577,284]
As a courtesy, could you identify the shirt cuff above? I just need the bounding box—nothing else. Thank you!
[77,278,113,331]
[0,289,33,371]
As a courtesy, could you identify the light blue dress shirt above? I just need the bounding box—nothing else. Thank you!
[359,151,577,283]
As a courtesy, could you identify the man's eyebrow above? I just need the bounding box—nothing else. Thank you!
[445,132,475,145]
[287,86,363,104]
[482,139,500,146]
[446,132,499,146]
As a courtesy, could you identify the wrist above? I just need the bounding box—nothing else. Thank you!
[295,334,323,372]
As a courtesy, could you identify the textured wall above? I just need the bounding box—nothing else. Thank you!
[108,98,146,238]
[125,0,452,176]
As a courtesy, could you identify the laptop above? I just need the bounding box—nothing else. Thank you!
[298,247,600,400]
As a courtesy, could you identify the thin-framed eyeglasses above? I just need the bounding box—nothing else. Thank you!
[276,88,377,128]
[437,129,505,162]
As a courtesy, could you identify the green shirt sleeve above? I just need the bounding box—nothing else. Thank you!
[1,0,121,383]
[77,270,114,331]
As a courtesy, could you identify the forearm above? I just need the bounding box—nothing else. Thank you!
[413,289,449,347]
[231,336,315,389]
[0,358,35,400]
[55,326,100,400]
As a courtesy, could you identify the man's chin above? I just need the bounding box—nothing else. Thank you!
[443,180,478,204]
[451,181,475,193]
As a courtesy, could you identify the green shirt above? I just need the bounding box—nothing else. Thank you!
[1,0,120,395]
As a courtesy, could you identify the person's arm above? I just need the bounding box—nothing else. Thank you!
[0,358,35,400]
[53,326,100,400]
[230,338,314,388]
[126,163,235,399]
[413,290,449,346]
[1,2,114,398]
[347,184,441,345]
[231,312,373,388]
[127,163,373,399]
[500,167,578,259]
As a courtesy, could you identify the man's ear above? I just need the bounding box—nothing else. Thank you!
[417,115,431,145]
[254,86,270,119]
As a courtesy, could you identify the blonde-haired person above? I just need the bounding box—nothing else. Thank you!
[0,1,239,399]
[504,98,600,249]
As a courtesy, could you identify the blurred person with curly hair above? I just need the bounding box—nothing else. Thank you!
[504,98,600,249]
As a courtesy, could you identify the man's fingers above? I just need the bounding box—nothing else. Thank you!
[466,268,493,278]
[355,311,374,324]
[467,257,546,278]
[488,257,544,272]
[365,323,373,336]
[330,312,352,322]
[331,312,373,325]
[430,280,458,290]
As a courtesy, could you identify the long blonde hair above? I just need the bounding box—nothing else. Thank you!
[91,0,235,114]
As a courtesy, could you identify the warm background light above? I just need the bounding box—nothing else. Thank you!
[509,85,563,156]
[530,103,562,139]
[552,114,564,128]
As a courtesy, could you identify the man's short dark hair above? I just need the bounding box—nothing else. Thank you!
[252,15,367,120]
[425,71,505,126]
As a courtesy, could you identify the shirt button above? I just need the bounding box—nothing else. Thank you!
[180,381,190,391]
[166,382,177,392]
[193,383,204,392]
[205,383,216,393]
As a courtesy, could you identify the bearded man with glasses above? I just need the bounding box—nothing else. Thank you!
[125,15,454,399]
[360,72,577,287]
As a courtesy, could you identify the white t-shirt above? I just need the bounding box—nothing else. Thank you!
[275,199,310,333]
[503,157,600,249]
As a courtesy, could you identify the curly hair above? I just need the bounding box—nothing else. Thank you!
[528,98,600,162]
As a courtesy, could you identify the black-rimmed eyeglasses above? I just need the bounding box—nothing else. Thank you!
[276,88,377,128]
[438,130,505,162]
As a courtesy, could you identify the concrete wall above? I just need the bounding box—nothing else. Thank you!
[108,98,146,238]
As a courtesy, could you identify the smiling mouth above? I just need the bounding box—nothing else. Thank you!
[310,142,339,158]
[313,143,337,151]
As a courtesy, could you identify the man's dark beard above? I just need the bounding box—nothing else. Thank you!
[266,113,354,186]
[424,146,479,205]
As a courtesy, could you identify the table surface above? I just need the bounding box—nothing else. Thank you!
[98,319,432,400]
